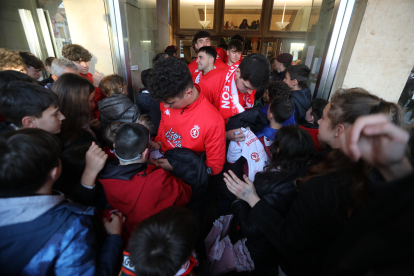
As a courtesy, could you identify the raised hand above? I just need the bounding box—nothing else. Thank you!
[224,170,260,207]
[81,142,108,186]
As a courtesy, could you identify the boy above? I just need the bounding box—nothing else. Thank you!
[284,64,312,124]
[192,46,217,84]
[299,98,329,151]
[0,129,123,275]
[121,207,199,276]
[188,31,225,76]
[18,52,45,80]
[62,44,104,119]
[40,56,57,86]
[102,122,125,159]
[256,96,294,156]
[97,123,193,237]
[226,39,243,67]
[149,57,226,175]
[0,82,65,134]
[271,53,293,82]
[0,48,26,73]
[199,53,269,141]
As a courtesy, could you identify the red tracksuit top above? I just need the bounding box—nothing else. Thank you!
[154,92,226,175]
[299,125,323,152]
[198,61,256,121]
[99,164,192,237]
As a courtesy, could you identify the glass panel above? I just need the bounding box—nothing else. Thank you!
[271,0,313,31]
[398,68,414,124]
[224,0,262,30]
[49,2,72,58]
[266,40,304,62]
[180,39,195,63]
[180,0,214,29]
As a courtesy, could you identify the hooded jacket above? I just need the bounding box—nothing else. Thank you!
[136,89,156,115]
[98,161,192,237]
[290,87,312,124]
[0,192,122,276]
[98,94,140,129]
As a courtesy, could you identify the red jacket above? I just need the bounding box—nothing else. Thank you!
[99,162,192,237]
[80,73,106,119]
[299,124,323,152]
[198,61,256,121]
[154,92,226,175]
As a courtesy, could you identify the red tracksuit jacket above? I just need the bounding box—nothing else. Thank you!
[154,92,226,175]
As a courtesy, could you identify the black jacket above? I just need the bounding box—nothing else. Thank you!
[270,70,287,82]
[98,94,140,129]
[136,90,156,115]
[225,107,268,132]
[290,87,311,124]
[39,74,54,86]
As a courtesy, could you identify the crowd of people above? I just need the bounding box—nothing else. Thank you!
[0,29,413,276]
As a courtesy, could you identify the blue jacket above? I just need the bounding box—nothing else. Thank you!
[0,192,122,276]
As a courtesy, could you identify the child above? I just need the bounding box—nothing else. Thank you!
[226,39,243,67]
[96,123,192,238]
[283,64,312,124]
[102,122,125,159]
[98,74,140,129]
[0,129,123,275]
[299,98,329,152]
[40,57,57,86]
[256,96,294,157]
[136,68,156,115]
[122,206,199,276]
[137,114,156,137]
[18,52,45,80]
[0,81,65,134]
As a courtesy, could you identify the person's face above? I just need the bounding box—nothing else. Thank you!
[4,66,27,74]
[26,66,43,80]
[163,95,189,109]
[235,69,256,94]
[196,51,211,71]
[73,59,89,75]
[283,71,295,90]
[263,89,270,103]
[34,105,65,134]
[305,107,313,123]
[227,48,241,65]
[195,37,211,50]
[88,91,96,111]
[317,103,336,147]
[271,60,278,71]
[274,60,285,73]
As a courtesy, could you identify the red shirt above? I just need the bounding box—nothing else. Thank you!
[299,125,323,152]
[80,72,106,119]
[154,92,226,175]
[198,61,256,121]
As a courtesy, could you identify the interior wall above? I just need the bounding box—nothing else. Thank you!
[339,0,414,102]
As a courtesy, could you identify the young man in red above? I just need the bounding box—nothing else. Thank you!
[149,57,226,176]
[199,53,270,141]
[192,46,217,84]
[62,44,105,120]
[188,31,225,76]
[226,39,243,67]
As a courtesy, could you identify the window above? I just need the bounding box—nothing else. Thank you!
[224,0,262,31]
[270,0,313,31]
[180,0,214,29]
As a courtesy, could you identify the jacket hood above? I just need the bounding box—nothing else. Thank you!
[98,94,135,120]
[100,159,148,180]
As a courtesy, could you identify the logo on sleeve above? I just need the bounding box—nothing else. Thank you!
[164,109,170,117]
[190,125,200,138]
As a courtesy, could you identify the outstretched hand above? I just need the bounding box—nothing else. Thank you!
[224,170,260,207]
[338,114,412,181]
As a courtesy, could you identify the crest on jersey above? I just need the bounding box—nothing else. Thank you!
[164,109,170,117]
[190,125,200,138]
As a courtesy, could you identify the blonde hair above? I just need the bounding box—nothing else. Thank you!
[99,74,125,97]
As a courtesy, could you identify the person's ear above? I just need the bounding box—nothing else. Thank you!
[49,166,60,181]
[292,79,298,87]
[309,115,314,123]
[235,68,241,78]
[143,148,150,160]
[334,124,345,137]
[21,116,37,128]
[184,87,193,98]
[113,143,115,149]
[227,50,230,56]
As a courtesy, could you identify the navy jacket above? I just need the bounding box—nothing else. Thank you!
[290,87,312,124]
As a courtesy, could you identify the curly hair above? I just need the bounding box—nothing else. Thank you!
[99,74,125,97]
[62,44,92,62]
[0,48,26,71]
[266,81,291,101]
[148,57,192,102]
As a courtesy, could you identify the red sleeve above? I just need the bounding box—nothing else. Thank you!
[154,103,164,143]
[204,119,226,175]
[161,170,193,208]
[92,87,106,119]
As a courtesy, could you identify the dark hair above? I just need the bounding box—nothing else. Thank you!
[239,53,270,90]
[62,44,92,62]
[0,128,61,193]
[18,52,45,70]
[0,82,59,127]
[128,206,198,276]
[148,57,193,102]
[59,142,90,191]
[287,64,310,88]
[194,31,210,43]
[102,122,125,149]
[0,70,38,88]
[228,39,243,52]
[269,96,294,124]
[266,81,291,101]
[310,98,329,126]
[115,123,149,160]
[141,69,152,88]
[198,46,217,61]
[138,114,156,137]
[180,58,190,65]
[165,50,176,57]
[264,126,313,176]
[153,53,168,66]
[53,73,94,146]
[218,43,228,50]
[45,57,57,67]
[231,35,244,43]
